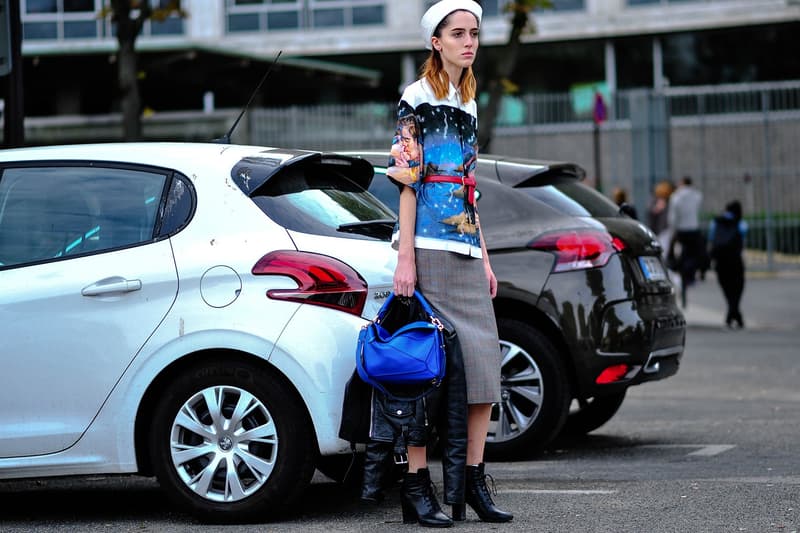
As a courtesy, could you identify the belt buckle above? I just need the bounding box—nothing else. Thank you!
[394,452,408,465]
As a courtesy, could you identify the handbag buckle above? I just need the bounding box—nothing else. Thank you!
[393,452,408,465]
[430,316,444,331]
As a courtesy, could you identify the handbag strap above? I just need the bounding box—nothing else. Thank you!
[376,290,441,327]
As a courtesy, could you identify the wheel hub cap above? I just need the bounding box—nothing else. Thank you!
[218,435,233,451]
[169,385,279,503]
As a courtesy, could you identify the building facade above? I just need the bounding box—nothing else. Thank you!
[14,0,800,117]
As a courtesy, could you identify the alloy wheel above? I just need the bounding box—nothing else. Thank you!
[169,385,278,502]
[488,339,544,443]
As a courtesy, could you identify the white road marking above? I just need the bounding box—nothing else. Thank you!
[638,444,736,456]
[502,489,618,495]
[688,444,736,456]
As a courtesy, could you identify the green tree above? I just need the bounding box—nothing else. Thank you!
[479,0,551,153]
[101,1,186,140]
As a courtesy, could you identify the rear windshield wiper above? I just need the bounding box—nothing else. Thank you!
[337,219,396,239]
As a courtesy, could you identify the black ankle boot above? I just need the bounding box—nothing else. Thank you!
[401,468,453,528]
[465,463,513,523]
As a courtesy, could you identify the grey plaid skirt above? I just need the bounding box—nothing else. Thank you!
[415,248,502,404]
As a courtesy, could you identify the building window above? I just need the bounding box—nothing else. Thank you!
[226,0,385,33]
[21,0,185,41]
[479,0,585,16]
[628,0,715,4]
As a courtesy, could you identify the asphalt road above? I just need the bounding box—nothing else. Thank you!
[1,274,798,532]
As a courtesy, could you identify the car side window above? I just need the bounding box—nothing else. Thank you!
[155,175,194,238]
[0,165,167,268]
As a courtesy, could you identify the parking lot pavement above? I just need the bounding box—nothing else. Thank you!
[678,269,800,331]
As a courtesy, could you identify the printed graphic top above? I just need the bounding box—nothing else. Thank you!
[388,78,481,258]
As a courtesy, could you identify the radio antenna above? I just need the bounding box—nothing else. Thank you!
[214,50,283,144]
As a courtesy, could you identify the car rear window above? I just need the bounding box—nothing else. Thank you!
[251,162,395,241]
[519,178,621,218]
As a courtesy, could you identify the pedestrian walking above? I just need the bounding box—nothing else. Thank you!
[708,200,747,328]
[648,179,674,255]
[667,175,707,307]
[382,0,513,527]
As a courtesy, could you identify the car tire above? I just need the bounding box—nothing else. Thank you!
[485,319,571,460]
[149,360,315,523]
[562,390,627,438]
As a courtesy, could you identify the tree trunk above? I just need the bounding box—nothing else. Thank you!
[478,9,529,154]
[117,39,141,141]
[111,0,149,141]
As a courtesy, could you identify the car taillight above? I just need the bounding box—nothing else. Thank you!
[252,250,367,316]
[528,229,617,272]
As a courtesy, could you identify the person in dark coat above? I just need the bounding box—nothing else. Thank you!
[708,200,748,328]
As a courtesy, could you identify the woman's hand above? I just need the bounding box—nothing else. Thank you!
[394,253,417,297]
[485,262,498,299]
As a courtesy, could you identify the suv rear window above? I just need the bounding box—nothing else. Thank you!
[519,178,621,218]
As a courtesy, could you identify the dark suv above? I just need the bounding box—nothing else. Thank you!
[346,151,686,458]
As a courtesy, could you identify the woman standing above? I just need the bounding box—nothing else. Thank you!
[386,0,513,527]
[709,200,747,328]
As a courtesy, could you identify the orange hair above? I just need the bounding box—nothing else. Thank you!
[420,53,477,102]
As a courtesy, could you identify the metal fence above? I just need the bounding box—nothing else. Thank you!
[13,81,799,271]
[249,80,800,271]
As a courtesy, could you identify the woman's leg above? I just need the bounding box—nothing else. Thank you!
[401,445,452,526]
[407,445,427,472]
[467,403,491,464]
[462,403,513,522]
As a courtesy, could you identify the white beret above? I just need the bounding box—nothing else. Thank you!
[420,0,483,50]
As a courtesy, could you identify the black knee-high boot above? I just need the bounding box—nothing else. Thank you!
[464,463,513,523]
[360,442,393,503]
[401,468,453,528]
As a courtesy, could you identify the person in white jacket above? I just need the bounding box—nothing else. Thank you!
[667,176,707,307]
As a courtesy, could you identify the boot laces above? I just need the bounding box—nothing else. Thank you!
[422,478,443,508]
[479,473,498,497]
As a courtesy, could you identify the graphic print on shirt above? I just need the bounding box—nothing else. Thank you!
[389,98,480,251]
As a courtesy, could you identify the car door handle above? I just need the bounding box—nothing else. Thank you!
[81,277,143,296]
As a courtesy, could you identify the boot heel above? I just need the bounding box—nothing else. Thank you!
[452,503,466,521]
[400,468,454,527]
[401,499,417,523]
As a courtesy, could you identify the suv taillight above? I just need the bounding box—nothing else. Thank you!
[252,250,367,316]
[528,229,617,272]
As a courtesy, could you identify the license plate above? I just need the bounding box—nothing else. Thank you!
[638,256,668,281]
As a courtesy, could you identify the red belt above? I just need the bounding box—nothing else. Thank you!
[423,174,477,204]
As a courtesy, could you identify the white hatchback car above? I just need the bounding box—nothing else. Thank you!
[0,142,397,522]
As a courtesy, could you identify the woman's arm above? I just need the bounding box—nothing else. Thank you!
[476,212,497,298]
[394,185,417,297]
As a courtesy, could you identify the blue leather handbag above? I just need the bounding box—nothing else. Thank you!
[356,290,446,397]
